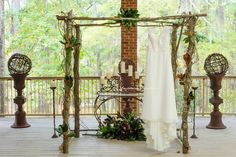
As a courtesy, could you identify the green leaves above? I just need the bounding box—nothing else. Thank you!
[189,91,194,100]
[117,8,140,31]
[64,76,73,88]
[195,33,207,43]
[60,35,78,49]
[60,34,79,74]
[55,124,69,136]
[98,112,146,141]
[183,31,207,44]
[55,123,75,137]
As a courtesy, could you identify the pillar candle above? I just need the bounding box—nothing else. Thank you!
[100,76,106,84]
[128,65,133,77]
[121,61,126,73]
[140,76,145,84]
[192,80,198,88]
[50,80,56,88]
[135,71,139,79]
[107,72,112,79]
[139,78,143,85]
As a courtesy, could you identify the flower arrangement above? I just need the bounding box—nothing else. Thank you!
[98,112,146,141]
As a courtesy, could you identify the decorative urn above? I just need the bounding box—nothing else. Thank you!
[8,53,32,128]
[204,53,228,129]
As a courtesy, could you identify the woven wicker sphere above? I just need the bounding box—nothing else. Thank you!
[8,53,32,75]
[204,53,228,75]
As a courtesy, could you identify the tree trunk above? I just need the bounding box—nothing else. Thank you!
[10,0,20,35]
[178,0,192,13]
[96,50,102,76]
[45,46,50,64]
[0,0,5,115]
[215,0,225,40]
[43,0,49,63]
[43,0,48,13]
[233,12,236,32]
[204,0,211,41]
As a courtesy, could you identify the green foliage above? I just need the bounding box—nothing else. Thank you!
[195,33,208,43]
[183,31,207,44]
[5,0,120,76]
[189,91,194,100]
[60,34,79,73]
[117,8,140,30]
[60,35,78,50]
[55,124,75,137]
[3,0,236,77]
[98,112,146,141]
[64,75,73,88]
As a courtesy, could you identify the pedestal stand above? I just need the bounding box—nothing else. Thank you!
[50,86,58,138]
[11,73,30,128]
[206,74,226,129]
[190,86,198,138]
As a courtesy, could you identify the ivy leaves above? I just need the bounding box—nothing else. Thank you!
[55,124,75,137]
[117,8,140,31]
[60,34,78,77]
[60,35,78,51]
[183,31,207,43]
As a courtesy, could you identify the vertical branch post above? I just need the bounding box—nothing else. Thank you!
[62,10,73,154]
[182,16,197,154]
[74,26,81,138]
[171,24,178,83]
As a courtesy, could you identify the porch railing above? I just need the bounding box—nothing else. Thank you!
[0,76,236,116]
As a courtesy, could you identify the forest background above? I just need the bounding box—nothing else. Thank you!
[0,0,236,77]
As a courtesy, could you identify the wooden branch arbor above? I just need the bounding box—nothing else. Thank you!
[56,11,206,154]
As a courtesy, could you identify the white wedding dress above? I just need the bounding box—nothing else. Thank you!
[141,27,178,152]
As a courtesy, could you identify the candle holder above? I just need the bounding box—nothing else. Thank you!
[118,59,137,114]
[118,59,136,90]
[50,80,58,138]
[99,76,119,93]
[204,53,228,129]
[99,59,143,115]
[190,86,198,139]
[8,53,32,128]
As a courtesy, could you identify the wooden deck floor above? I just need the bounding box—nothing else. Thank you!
[0,116,236,157]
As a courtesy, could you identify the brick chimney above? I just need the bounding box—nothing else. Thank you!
[121,0,137,68]
[121,0,138,113]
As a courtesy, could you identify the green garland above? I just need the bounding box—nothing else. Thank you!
[57,33,78,140]
[60,34,78,88]
[117,8,140,30]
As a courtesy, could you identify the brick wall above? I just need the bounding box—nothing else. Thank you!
[121,0,138,114]
[121,0,137,69]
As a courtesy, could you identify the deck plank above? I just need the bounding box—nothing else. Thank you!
[0,116,236,157]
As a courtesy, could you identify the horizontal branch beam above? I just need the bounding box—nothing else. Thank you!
[137,24,174,27]
[75,24,175,27]
[56,13,207,22]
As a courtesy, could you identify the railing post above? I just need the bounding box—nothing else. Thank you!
[0,80,4,116]
[202,77,205,116]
